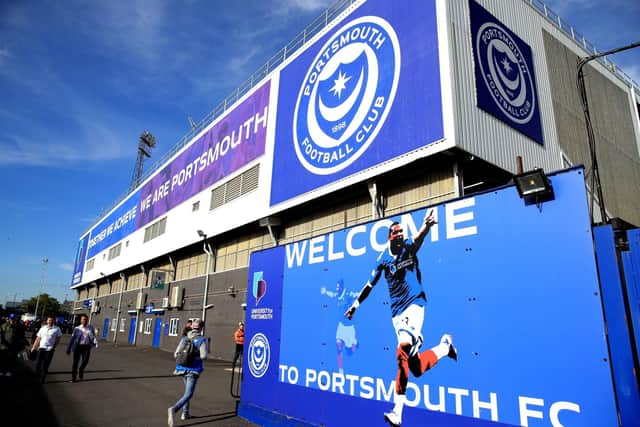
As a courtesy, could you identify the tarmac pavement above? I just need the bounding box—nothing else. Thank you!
[0,333,257,427]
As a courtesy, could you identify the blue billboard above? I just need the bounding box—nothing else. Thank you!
[71,233,90,285]
[470,0,543,144]
[86,191,140,259]
[240,168,619,426]
[271,0,443,205]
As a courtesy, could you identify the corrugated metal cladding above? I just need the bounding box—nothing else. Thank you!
[542,31,640,226]
[444,0,564,173]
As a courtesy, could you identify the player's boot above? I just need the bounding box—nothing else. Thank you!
[384,410,402,427]
[440,334,457,361]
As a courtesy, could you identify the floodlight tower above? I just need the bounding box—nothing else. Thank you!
[131,131,156,190]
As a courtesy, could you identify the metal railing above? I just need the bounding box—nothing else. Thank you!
[84,0,358,233]
[85,0,638,234]
[526,0,639,92]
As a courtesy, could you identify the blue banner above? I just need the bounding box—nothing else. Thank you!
[241,168,618,426]
[86,191,141,259]
[71,233,90,285]
[271,0,443,205]
[470,0,543,144]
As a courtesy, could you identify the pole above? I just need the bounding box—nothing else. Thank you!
[114,273,126,344]
[34,258,48,318]
[201,238,213,332]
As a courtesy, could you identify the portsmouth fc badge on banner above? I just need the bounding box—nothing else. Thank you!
[470,0,543,144]
[293,16,401,175]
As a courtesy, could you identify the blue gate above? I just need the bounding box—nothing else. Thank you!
[102,318,109,339]
[128,317,137,344]
[152,317,162,348]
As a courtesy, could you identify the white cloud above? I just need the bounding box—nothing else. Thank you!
[544,0,598,16]
[0,48,10,65]
[285,0,334,12]
[60,263,74,272]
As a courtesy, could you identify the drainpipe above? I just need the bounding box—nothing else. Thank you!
[114,273,126,344]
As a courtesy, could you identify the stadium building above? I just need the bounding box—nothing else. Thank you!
[70,0,640,362]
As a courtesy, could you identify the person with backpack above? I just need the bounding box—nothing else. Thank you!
[168,319,208,427]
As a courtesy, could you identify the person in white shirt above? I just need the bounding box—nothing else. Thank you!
[31,316,62,383]
[66,314,98,382]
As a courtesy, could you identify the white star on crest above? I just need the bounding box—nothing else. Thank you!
[330,70,352,99]
[501,57,513,74]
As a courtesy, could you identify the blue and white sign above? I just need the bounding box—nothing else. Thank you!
[470,0,543,144]
[82,299,93,309]
[271,0,443,205]
[145,303,155,314]
[71,233,90,286]
[241,168,618,427]
[86,191,140,259]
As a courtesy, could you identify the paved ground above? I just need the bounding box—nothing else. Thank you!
[0,334,257,427]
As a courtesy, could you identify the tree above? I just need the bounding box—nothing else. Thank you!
[24,293,62,318]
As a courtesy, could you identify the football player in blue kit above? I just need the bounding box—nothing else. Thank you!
[321,279,358,374]
[345,210,457,427]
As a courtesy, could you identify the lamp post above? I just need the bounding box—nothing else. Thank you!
[34,258,48,318]
[577,40,640,224]
[198,230,213,332]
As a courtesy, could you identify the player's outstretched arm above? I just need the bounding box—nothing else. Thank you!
[415,209,437,248]
[345,281,373,320]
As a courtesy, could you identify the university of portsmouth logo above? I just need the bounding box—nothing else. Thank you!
[470,0,542,143]
[293,16,401,175]
[248,333,270,378]
[253,271,267,306]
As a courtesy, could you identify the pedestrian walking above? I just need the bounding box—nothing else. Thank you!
[31,316,62,383]
[66,314,98,382]
[232,321,244,368]
[181,319,192,337]
[168,319,208,426]
[0,314,28,376]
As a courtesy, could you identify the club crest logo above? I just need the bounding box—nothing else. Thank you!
[293,16,401,175]
[475,21,536,125]
[248,333,270,378]
[253,271,267,306]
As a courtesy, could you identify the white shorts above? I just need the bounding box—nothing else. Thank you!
[391,304,425,356]
[336,322,358,348]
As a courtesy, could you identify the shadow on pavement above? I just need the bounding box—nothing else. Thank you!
[182,411,239,426]
[45,374,174,384]
[0,362,63,427]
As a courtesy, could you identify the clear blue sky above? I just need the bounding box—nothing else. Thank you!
[1,0,638,307]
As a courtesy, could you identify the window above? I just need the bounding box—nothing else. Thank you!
[144,217,167,243]
[169,318,180,336]
[144,318,152,334]
[192,201,200,212]
[210,164,260,210]
[111,319,117,331]
[108,243,122,260]
[85,258,95,272]
[119,318,126,332]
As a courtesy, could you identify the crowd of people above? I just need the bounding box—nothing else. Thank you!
[2,313,246,427]
[0,313,98,383]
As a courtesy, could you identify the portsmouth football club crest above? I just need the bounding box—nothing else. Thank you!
[248,333,270,378]
[293,16,401,175]
[470,0,543,143]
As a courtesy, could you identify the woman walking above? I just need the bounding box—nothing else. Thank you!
[168,319,208,426]
[66,314,98,382]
